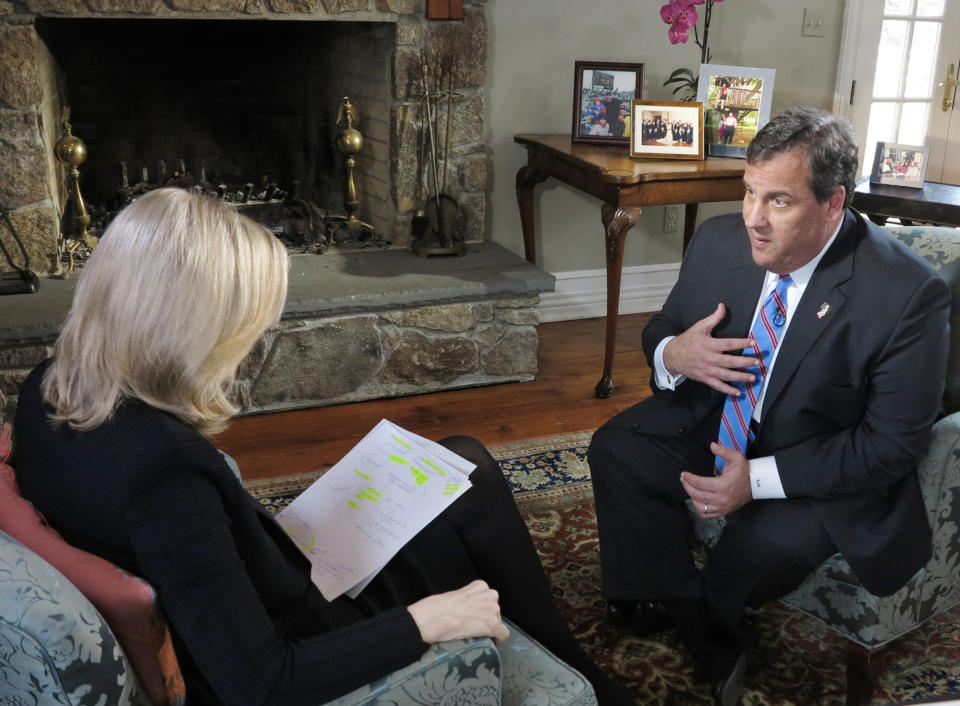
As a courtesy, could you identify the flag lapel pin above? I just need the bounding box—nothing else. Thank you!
[817,302,830,319]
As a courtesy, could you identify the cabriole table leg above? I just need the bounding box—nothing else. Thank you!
[595,202,642,398]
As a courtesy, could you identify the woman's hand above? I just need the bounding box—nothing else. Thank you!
[407,580,510,644]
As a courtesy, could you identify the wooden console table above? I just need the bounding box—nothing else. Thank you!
[853,179,960,227]
[514,133,746,398]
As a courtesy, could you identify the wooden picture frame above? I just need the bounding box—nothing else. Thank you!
[630,100,704,160]
[572,61,644,145]
[697,64,776,159]
[869,142,930,189]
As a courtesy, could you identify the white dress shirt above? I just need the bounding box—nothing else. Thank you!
[653,219,843,498]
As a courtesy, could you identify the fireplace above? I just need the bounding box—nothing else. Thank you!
[0,1,489,273]
[0,2,548,424]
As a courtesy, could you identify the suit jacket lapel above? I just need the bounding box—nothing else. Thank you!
[721,240,767,337]
[760,210,859,417]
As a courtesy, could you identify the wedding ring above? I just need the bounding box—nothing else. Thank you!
[704,504,709,514]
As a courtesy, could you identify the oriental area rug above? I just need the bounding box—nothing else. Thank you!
[245,431,960,706]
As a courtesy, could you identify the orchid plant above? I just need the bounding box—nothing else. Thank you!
[661,0,724,101]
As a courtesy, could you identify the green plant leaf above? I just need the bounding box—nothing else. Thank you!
[665,67,697,82]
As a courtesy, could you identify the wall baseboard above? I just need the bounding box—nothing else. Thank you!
[537,263,680,323]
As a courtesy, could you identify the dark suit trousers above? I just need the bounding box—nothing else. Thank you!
[589,416,838,634]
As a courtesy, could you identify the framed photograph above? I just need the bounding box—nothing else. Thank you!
[869,142,930,188]
[696,64,776,158]
[630,100,704,160]
[572,61,644,145]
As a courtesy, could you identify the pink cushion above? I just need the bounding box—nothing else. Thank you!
[0,424,184,705]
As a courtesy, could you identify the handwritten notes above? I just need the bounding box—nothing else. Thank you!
[275,419,475,600]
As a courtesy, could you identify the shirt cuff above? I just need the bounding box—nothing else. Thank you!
[748,455,786,499]
[653,336,686,390]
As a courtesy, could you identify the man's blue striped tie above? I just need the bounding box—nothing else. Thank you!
[714,274,792,474]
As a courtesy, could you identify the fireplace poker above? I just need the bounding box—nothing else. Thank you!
[411,95,430,242]
[419,50,442,215]
[440,61,455,248]
[441,61,453,198]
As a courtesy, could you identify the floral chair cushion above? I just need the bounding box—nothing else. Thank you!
[775,411,960,649]
[321,634,501,706]
[0,528,150,706]
[0,440,184,705]
[498,619,597,706]
[320,618,597,706]
[884,224,960,412]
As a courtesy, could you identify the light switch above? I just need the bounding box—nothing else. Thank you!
[802,8,826,37]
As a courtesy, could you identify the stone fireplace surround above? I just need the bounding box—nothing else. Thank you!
[0,0,553,420]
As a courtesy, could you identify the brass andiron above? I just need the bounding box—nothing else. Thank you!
[324,96,377,247]
[54,107,98,274]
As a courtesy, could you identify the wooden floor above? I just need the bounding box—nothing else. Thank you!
[215,313,654,481]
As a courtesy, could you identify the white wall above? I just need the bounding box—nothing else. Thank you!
[485,0,846,316]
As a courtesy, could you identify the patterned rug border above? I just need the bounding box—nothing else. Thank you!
[243,430,596,513]
[487,430,593,458]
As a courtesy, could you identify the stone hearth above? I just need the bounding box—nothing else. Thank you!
[0,243,554,421]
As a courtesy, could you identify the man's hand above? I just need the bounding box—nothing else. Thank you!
[662,303,759,396]
[681,442,752,518]
[407,580,510,644]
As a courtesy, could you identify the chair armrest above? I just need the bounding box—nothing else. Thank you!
[917,411,960,530]
[321,636,501,706]
[499,618,597,706]
[0,529,151,706]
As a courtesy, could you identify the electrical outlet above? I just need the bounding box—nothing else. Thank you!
[663,205,679,233]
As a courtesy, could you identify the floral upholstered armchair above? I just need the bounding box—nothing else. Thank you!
[0,534,595,706]
[691,223,960,706]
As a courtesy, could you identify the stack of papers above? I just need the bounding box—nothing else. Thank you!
[276,419,475,600]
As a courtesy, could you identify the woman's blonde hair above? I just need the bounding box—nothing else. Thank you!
[43,188,289,434]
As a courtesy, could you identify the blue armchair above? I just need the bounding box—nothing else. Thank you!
[690,222,960,706]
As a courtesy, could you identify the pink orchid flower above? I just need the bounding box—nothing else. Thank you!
[660,0,699,44]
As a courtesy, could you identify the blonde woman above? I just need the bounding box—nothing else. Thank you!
[13,189,626,705]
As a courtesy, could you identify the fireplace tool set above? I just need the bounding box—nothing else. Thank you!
[0,210,39,295]
[412,49,465,257]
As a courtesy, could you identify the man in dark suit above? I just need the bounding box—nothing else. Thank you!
[588,106,950,705]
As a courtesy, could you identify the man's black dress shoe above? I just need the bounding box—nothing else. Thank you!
[605,598,672,636]
[709,641,748,706]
